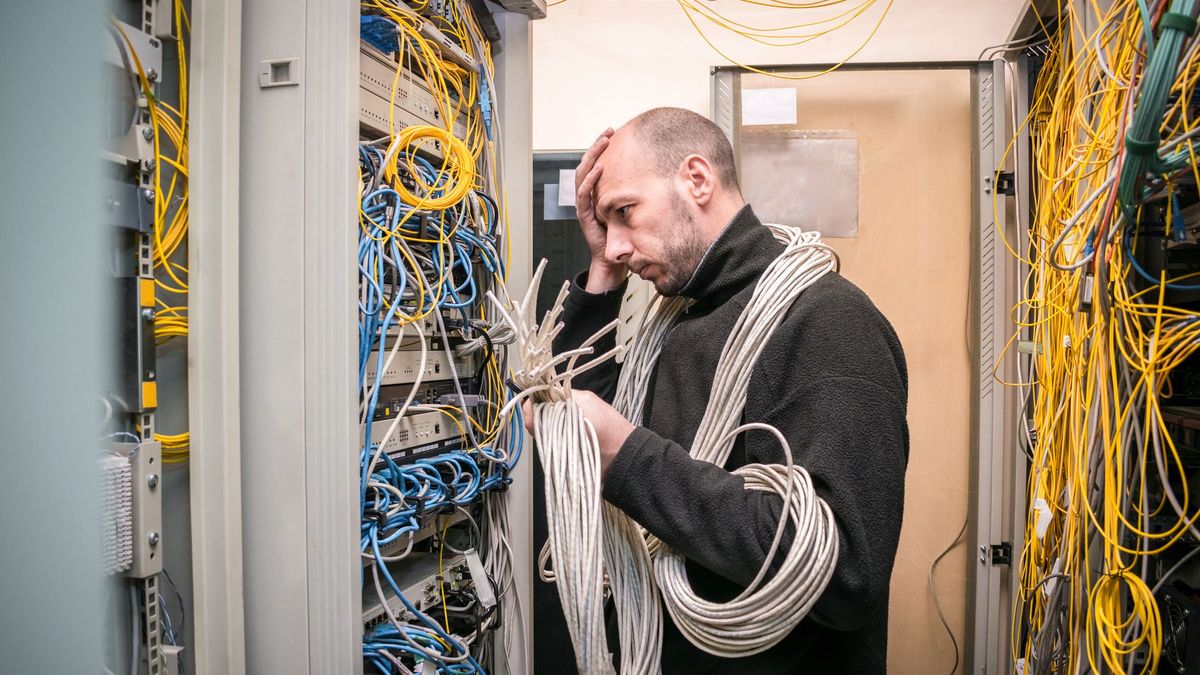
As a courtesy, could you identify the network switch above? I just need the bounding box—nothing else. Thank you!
[363,348,472,386]
[362,410,462,462]
[362,552,471,629]
[372,380,472,420]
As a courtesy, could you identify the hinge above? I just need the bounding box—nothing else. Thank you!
[990,542,1012,566]
[996,171,1016,196]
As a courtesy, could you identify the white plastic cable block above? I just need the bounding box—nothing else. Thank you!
[99,454,134,575]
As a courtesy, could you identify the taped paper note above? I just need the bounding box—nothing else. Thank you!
[543,184,577,221]
[558,169,577,206]
[742,87,797,126]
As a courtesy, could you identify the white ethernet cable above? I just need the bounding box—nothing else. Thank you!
[487,262,623,675]
[601,294,687,674]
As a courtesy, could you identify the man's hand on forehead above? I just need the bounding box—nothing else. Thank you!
[575,128,613,197]
[574,128,618,265]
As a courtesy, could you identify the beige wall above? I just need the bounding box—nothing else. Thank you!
[531,0,1025,150]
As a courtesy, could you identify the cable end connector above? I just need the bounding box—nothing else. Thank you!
[437,394,487,407]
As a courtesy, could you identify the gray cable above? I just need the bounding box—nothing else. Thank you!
[436,308,481,451]
[929,518,967,675]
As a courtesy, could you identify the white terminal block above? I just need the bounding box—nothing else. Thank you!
[113,440,164,578]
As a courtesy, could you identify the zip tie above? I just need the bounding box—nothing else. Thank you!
[1125,133,1160,157]
[1159,12,1198,36]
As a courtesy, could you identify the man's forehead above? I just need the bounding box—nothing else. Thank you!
[595,133,648,191]
[596,124,639,167]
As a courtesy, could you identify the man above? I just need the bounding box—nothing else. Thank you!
[530,107,909,673]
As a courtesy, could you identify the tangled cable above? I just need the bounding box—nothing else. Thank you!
[497,224,842,672]
[992,2,1200,673]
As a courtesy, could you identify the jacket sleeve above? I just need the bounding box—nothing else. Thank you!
[549,270,628,403]
[602,288,908,633]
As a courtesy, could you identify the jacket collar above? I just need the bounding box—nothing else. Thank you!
[678,204,782,308]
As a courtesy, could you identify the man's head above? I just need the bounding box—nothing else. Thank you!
[591,107,744,295]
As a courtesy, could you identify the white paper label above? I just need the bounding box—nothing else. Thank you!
[558,169,577,206]
[742,87,797,126]
[1033,497,1051,540]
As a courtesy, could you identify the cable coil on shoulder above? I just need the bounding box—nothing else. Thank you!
[614,224,841,659]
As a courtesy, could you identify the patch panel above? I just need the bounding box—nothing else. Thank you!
[363,410,462,461]
[373,380,473,420]
[360,47,463,133]
[377,308,465,343]
[358,49,467,150]
[365,511,470,566]
[379,334,458,353]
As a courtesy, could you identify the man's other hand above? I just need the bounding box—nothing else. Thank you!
[521,389,634,478]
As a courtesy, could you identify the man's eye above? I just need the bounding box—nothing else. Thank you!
[617,206,631,218]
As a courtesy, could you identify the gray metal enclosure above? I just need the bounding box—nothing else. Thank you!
[182,4,539,674]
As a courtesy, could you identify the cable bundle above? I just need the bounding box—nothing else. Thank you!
[999,2,1200,672]
[534,401,613,674]
[486,262,623,674]
[673,0,894,80]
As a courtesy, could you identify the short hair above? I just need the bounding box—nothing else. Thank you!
[629,107,741,194]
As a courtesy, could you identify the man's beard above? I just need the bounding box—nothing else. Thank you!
[653,190,709,296]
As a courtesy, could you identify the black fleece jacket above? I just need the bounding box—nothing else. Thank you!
[549,205,910,674]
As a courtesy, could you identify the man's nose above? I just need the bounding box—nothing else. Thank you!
[605,229,633,264]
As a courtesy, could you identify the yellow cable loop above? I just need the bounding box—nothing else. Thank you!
[675,0,895,81]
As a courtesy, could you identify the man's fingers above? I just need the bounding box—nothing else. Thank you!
[575,129,613,191]
[521,400,535,434]
[576,138,609,190]
[576,165,604,213]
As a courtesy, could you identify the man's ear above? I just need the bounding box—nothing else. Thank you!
[679,154,717,207]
